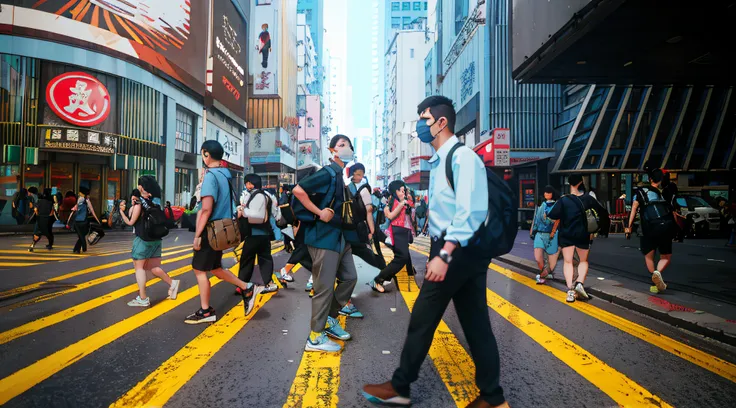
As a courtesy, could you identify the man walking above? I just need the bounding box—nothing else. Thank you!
[626,168,675,293]
[362,96,508,408]
[292,134,358,352]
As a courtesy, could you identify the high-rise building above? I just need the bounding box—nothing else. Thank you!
[385,1,429,50]
[297,0,324,95]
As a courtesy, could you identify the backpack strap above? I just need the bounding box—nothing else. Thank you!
[444,143,463,192]
[567,194,590,232]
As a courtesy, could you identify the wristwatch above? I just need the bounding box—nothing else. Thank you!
[438,249,452,264]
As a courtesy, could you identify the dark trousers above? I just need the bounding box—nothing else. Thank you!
[350,241,387,270]
[73,221,89,252]
[375,226,413,283]
[286,227,313,271]
[33,216,54,247]
[391,239,505,406]
[239,235,274,285]
[261,49,270,68]
[372,229,387,262]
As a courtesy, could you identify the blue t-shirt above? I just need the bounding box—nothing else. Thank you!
[201,168,236,221]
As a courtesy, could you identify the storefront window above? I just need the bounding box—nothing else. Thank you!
[0,165,20,225]
[80,164,102,216]
[175,168,192,208]
[23,165,45,191]
[176,107,195,153]
[107,170,123,212]
[50,163,75,198]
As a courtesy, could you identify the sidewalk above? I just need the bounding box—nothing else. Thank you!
[497,231,736,346]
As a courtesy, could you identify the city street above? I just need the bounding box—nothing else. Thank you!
[0,230,735,407]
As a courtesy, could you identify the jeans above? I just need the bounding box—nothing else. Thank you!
[391,239,505,405]
[417,217,426,233]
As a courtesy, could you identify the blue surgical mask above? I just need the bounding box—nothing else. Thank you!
[416,119,435,143]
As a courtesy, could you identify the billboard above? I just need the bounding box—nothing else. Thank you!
[251,0,279,96]
[212,0,247,120]
[0,0,208,94]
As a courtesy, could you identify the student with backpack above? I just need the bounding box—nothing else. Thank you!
[547,175,609,302]
[69,186,100,254]
[119,176,180,307]
[186,140,253,324]
[362,96,509,408]
[626,168,674,293]
[292,134,357,353]
[237,173,283,298]
[345,163,385,271]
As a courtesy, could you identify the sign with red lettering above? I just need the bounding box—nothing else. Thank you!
[46,72,111,127]
[492,128,510,167]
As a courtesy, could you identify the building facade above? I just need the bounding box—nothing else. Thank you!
[297,0,324,95]
[0,0,249,228]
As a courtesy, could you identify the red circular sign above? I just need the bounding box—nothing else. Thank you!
[46,72,111,127]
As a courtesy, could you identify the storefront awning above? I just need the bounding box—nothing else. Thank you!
[403,171,430,190]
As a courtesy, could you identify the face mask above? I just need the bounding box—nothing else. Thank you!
[335,145,354,161]
[416,118,444,143]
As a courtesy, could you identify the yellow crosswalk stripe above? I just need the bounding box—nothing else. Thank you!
[284,314,348,408]
[0,247,194,299]
[5,253,195,311]
[0,256,80,261]
[0,250,86,257]
[110,263,284,407]
[0,262,43,267]
[0,275,225,406]
[488,263,736,384]
[485,287,673,407]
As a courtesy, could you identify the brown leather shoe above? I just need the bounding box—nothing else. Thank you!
[466,398,510,408]
[362,381,411,406]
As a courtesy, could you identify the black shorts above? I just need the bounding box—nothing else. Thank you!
[192,232,224,272]
[640,234,673,255]
[558,235,590,250]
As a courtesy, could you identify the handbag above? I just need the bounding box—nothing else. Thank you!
[86,223,105,246]
[205,171,241,252]
[570,195,599,233]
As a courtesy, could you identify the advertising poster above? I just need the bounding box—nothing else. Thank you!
[0,0,208,93]
[251,0,279,96]
[212,0,247,120]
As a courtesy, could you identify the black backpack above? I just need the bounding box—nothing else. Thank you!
[637,186,675,236]
[140,199,169,241]
[445,143,517,260]
[344,183,369,228]
[416,202,427,218]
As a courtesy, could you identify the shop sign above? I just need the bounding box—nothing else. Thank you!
[212,0,247,120]
[493,128,510,167]
[252,0,280,96]
[42,128,117,154]
[46,72,111,127]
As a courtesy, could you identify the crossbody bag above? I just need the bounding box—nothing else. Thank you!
[205,171,241,251]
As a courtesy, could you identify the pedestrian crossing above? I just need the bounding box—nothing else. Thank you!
[0,241,175,269]
[0,236,733,407]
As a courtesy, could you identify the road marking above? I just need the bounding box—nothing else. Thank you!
[284,315,348,408]
[3,253,195,311]
[0,256,80,261]
[0,262,43,267]
[487,262,736,384]
[111,269,280,408]
[0,247,193,299]
[485,287,673,407]
[0,275,225,406]
[0,250,86,257]
[381,247,478,407]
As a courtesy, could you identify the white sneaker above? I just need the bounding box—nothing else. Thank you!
[566,290,576,303]
[280,268,294,282]
[652,270,667,292]
[127,296,150,307]
[305,332,342,353]
[168,280,181,300]
[574,282,590,300]
[263,282,279,293]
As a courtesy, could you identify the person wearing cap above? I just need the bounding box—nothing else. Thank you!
[70,185,100,254]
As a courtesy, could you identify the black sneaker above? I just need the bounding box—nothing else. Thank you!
[28,247,34,253]
[242,284,264,316]
[184,307,216,324]
[45,245,53,250]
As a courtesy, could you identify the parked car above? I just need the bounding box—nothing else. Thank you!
[676,195,722,236]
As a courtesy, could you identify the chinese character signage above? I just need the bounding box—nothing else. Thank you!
[0,0,208,94]
[493,128,510,167]
[212,0,248,120]
[251,0,279,96]
[41,128,117,155]
[46,72,111,127]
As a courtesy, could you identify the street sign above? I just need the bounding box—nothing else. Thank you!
[492,128,510,166]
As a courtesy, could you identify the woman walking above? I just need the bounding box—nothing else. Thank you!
[70,186,100,254]
[530,186,560,284]
[370,181,414,293]
[29,189,55,252]
[547,175,609,302]
[119,176,180,307]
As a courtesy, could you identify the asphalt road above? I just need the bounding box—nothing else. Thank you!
[0,230,735,407]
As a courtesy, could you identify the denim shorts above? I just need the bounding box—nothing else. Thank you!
[131,236,162,260]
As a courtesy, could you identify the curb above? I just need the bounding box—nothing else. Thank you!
[496,254,736,348]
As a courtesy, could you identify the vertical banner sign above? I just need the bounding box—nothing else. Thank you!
[493,128,510,166]
[251,0,280,96]
[212,0,248,120]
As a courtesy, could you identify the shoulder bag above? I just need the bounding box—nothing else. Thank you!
[205,171,241,251]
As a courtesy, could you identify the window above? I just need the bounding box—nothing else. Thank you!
[403,16,412,29]
[402,2,410,11]
[176,107,195,152]
[414,2,421,10]
[410,48,415,58]
[391,17,401,28]
[425,2,428,10]
[392,2,400,11]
